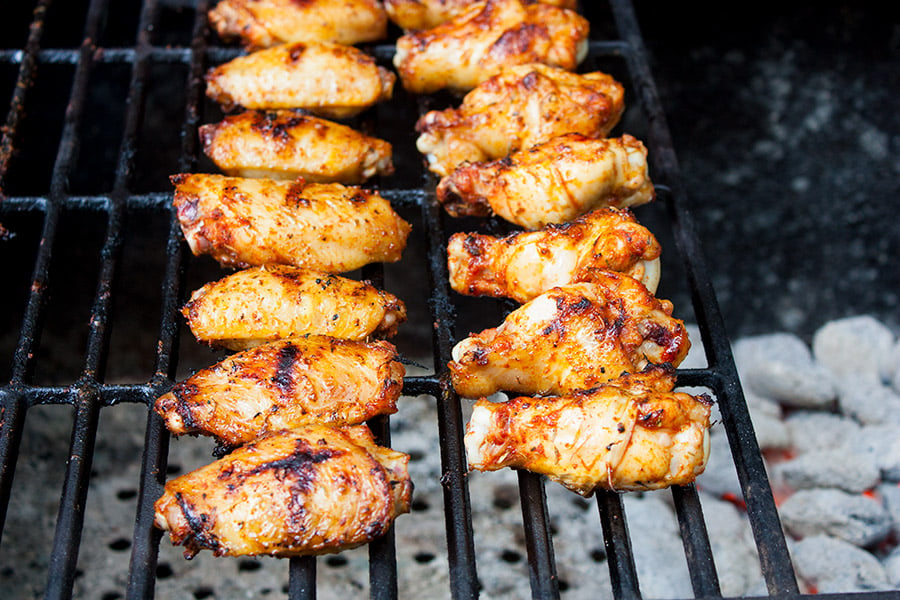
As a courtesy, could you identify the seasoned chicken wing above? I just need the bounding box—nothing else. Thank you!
[465,366,712,495]
[183,265,406,350]
[393,0,589,94]
[438,133,655,229]
[416,63,624,176]
[205,42,395,119]
[449,273,690,398]
[200,110,393,183]
[448,208,661,303]
[384,0,575,31]
[209,0,387,49]
[154,336,405,446]
[154,424,412,558]
[172,173,411,272]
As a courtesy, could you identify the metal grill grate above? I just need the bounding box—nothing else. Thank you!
[1,1,884,599]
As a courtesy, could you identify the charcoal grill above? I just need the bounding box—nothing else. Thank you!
[1,1,887,599]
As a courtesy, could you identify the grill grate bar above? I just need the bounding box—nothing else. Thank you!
[597,490,641,600]
[671,484,722,598]
[518,470,560,599]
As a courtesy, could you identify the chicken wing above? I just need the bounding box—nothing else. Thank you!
[154,424,412,558]
[209,0,387,49]
[200,110,394,183]
[205,42,395,119]
[465,366,712,495]
[183,265,406,350]
[154,336,405,446]
[384,0,575,31]
[449,273,690,398]
[437,133,655,229]
[393,0,589,94]
[172,173,411,272]
[416,63,624,176]
[447,208,661,303]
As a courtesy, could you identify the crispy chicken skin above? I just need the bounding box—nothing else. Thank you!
[183,265,407,350]
[384,0,575,31]
[172,173,411,272]
[447,208,661,303]
[437,133,655,229]
[154,424,412,558]
[416,63,624,177]
[209,0,387,49]
[205,42,395,119]
[393,0,589,94]
[200,110,394,183]
[154,336,405,446]
[449,274,690,398]
[465,366,712,495]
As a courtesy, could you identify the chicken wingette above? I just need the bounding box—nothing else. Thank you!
[449,273,690,398]
[416,63,624,177]
[182,265,407,350]
[209,0,388,49]
[205,41,395,119]
[200,110,394,183]
[447,208,661,303]
[154,336,405,446]
[437,133,655,229]
[465,366,712,495]
[154,424,412,558]
[384,0,575,31]
[172,173,411,272]
[393,0,589,94]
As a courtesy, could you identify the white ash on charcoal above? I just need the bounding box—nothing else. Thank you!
[836,376,900,426]
[885,546,900,588]
[791,535,892,593]
[778,488,892,547]
[812,315,896,382]
[784,411,861,454]
[772,448,881,493]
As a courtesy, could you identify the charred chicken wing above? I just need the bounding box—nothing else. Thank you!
[154,336,405,446]
[437,133,655,229]
[200,110,394,183]
[465,366,712,495]
[384,0,575,31]
[205,42,395,119]
[393,0,589,94]
[416,63,624,176]
[172,173,411,272]
[447,208,661,303]
[183,265,407,350]
[154,424,412,558]
[209,0,388,49]
[449,273,690,398]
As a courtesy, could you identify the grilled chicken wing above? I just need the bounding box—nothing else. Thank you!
[183,265,407,350]
[438,133,655,229]
[448,208,661,303]
[393,0,589,94]
[172,173,411,272]
[205,42,395,119]
[200,110,394,183]
[416,63,624,176]
[449,273,690,398]
[209,0,387,49]
[154,336,405,446]
[465,366,712,495]
[154,424,412,558]
[384,0,575,31]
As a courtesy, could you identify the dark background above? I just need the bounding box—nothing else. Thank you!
[632,2,899,340]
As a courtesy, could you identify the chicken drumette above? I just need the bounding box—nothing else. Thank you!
[384,0,575,32]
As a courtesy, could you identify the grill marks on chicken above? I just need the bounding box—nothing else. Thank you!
[154,425,412,558]
[200,110,394,184]
[393,0,589,94]
[447,208,661,303]
[205,41,395,118]
[464,366,712,495]
[182,265,407,350]
[416,63,624,177]
[209,0,388,49]
[172,173,411,272]
[154,336,404,446]
[438,133,655,229]
[449,274,690,398]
